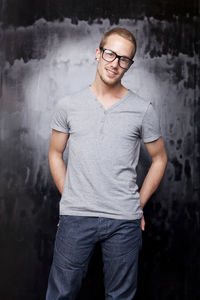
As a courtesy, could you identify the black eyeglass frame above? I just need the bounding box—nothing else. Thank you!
[99,47,134,70]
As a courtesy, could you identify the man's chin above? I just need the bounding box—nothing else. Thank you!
[102,76,121,87]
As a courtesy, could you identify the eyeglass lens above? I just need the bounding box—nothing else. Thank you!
[102,49,132,69]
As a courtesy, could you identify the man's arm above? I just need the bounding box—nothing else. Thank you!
[140,137,167,230]
[48,129,70,194]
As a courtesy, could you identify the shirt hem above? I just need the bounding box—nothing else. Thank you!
[59,210,143,220]
[143,134,162,143]
[51,124,69,133]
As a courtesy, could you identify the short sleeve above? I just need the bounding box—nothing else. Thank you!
[50,106,70,133]
[141,102,162,143]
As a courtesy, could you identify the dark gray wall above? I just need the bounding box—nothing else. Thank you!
[0,1,199,299]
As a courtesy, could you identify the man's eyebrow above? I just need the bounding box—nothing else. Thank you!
[107,48,132,60]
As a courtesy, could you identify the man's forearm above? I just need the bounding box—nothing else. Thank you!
[140,159,167,209]
[49,152,67,194]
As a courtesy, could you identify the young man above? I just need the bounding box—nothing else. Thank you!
[46,27,167,300]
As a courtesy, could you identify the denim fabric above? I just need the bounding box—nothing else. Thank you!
[46,215,142,300]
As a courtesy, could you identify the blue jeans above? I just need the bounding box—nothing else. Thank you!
[46,215,142,300]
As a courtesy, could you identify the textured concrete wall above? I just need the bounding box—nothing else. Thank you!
[0,1,199,299]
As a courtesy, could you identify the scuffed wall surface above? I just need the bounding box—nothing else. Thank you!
[0,0,198,26]
[0,3,199,300]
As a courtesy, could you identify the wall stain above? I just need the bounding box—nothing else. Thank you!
[184,159,191,179]
[171,157,183,181]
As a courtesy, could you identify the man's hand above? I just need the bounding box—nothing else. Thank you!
[141,215,145,231]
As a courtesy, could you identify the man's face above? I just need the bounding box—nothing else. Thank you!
[95,34,135,87]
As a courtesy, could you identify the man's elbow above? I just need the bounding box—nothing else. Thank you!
[159,151,168,171]
[48,148,63,163]
[163,152,168,170]
[153,151,167,170]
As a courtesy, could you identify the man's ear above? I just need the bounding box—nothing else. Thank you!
[95,48,101,60]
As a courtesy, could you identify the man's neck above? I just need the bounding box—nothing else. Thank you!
[90,77,128,99]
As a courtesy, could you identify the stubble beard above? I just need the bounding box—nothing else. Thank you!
[97,68,123,87]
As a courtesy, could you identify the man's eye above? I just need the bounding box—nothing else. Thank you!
[106,51,114,57]
[120,57,129,62]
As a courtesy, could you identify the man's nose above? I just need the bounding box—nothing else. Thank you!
[110,57,119,68]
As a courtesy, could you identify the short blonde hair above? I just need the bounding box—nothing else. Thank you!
[99,27,137,58]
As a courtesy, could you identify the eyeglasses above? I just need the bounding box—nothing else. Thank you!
[100,47,134,70]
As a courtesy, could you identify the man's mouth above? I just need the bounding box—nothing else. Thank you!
[106,68,118,77]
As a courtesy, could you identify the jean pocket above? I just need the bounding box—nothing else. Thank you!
[56,215,71,238]
[59,215,73,225]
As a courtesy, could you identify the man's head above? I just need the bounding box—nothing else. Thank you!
[95,27,137,87]
[99,27,137,58]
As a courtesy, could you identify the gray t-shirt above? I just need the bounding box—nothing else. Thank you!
[51,86,162,220]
